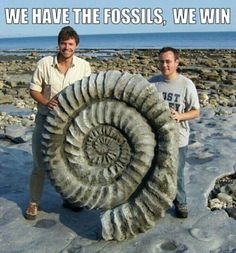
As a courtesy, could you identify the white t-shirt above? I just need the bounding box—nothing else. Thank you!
[149,74,200,147]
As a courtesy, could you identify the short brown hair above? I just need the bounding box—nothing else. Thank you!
[58,26,80,45]
[159,47,179,60]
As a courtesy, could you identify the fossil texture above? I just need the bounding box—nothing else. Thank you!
[41,71,178,241]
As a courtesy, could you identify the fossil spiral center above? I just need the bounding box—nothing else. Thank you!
[84,125,130,166]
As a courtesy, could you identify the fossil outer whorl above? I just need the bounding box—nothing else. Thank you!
[41,71,178,241]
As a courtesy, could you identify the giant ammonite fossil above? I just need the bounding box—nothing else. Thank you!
[41,71,178,241]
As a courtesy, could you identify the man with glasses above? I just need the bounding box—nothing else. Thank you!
[149,47,200,218]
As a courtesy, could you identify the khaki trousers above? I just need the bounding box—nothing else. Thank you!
[29,113,47,205]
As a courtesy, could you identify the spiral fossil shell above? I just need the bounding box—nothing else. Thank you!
[41,71,178,241]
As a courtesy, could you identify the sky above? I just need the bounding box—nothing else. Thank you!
[0,0,235,38]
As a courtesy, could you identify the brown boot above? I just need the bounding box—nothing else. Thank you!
[24,202,38,220]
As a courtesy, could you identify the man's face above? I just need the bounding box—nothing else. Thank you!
[159,51,179,79]
[58,37,77,59]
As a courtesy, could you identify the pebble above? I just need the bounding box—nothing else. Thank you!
[209,198,224,210]
[208,173,236,219]
[217,193,233,207]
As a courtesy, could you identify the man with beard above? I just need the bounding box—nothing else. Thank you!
[25,26,91,220]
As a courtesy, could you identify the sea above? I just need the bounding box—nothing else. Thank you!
[0,32,235,55]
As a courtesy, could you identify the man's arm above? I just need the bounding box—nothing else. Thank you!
[170,108,200,123]
[30,89,58,111]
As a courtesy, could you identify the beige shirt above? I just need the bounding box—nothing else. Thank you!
[30,54,91,115]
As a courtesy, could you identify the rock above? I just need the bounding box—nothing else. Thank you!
[0,80,4,89]
[42,71,178,241]
[209,98,219,107]
[196,81,207,90]
[202,81,219,90]
[198,92,209,106]
[209,198,223,210]
[0,96,236,252]
[29,113,36,121]
[4,124,29,143]
[215,107,232,116]
[218,96,231,106]
[0,94,14,104]
[31,51,38,57]
[6,89,17,96]
[217,193,233,207]
[227,181,236,200]
[225,207,236,219]
[21,118,34,127]
[8,81,18,88]
[219,85,236,96]
[0,111,7,117]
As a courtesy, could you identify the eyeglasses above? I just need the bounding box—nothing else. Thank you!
[159,60,176,64]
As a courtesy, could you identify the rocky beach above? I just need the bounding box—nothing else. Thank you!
[1,49,236,111]
[0,49,236,252]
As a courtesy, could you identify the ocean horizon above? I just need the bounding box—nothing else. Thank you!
[0,31,235,51]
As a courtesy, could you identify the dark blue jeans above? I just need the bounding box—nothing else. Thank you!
[174,146,188,207]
